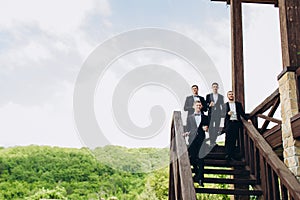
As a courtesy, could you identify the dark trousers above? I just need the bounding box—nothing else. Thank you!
[188,133,205,181]
[208,115,221,145]
[225,121,241,158]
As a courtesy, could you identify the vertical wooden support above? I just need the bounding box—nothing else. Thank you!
[278,0,300,68]
[231,0,245,107]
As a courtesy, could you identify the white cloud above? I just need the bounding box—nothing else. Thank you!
[243,4,282,110]
[0,81,82,148]
[0,0,98,33]
[170,21,231,94]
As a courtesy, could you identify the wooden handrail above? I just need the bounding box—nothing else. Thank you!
[169,111,196,200]
[243,120,300,199]
[249,89,280,118]
[256,114,282,124]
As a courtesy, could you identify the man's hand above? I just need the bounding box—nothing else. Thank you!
[182,132,190,137]
[247,119,252,124]
[209,102,215,107]
[202,126,209,132]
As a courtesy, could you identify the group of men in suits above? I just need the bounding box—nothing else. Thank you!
[183,83,251,187]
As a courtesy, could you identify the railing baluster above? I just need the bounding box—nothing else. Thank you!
[266,164,273,200]
[243,120,300,200]
[250,139,255,175]
[280,182,288,200]
[254,146,259,184]
[271,170,280,199]
[259,154,268,199]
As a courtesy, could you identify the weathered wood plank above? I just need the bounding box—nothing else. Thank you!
[211,0,277,5]
[172,111,197,200]
[271,170,280,200]
[260,97,280,133]
[195,188,263,196]
[231,0,245,107]
[243,120,300,199]
[291,112,300,139]
[249,89,279,118]
[257,114,282,124]
[259,155,268,199]
[278,0,300,68]
[262,124,282,149]
[202,177,257,185]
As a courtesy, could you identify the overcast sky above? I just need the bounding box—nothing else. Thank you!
[0,0,282,148]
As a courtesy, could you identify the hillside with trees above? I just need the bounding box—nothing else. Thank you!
[0,145,229,200]
[0,145,169,200]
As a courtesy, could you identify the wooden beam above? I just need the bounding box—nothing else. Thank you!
[278,0,300,68]
[291,112,300,139]
[212,0,277,5]
[260,97,280,133]
[257,114,282,124]
[249,89,279,117]
[231,0,245,107]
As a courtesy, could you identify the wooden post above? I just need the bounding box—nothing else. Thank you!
[278,0,300,69]
[231,0,245,108]
[230,0,248,199]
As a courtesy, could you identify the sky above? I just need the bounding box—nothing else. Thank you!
[0,0,282,149]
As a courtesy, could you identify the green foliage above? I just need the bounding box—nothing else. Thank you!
[26,186,67,200]
[0,145,150,200]
[147,167,169,200]
[0,145,236,200]
[93,146,169,173]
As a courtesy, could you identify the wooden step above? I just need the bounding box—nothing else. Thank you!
[203,168,250,175]
[195,188,263,196]
[205,152,227,159]
[204,159,246,167]
[202,177,257,185]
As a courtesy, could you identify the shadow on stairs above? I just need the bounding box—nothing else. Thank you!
[193,145,263,198]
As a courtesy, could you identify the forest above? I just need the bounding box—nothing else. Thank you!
[0,145,229,200]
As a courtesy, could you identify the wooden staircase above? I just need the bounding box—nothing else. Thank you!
[169,110,300,200]
[193,145,263,197]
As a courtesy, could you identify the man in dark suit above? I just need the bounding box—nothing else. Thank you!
[223,91,251,160]
[184,100,209,187]
[206,82,224,147]
[184,85,207,117]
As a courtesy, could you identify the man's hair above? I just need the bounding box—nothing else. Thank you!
[212,82,219,86]
[193,100,202,105]
[227,91,233,94]
[191,85,198,89]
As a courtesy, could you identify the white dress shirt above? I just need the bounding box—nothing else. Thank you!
[229,102,237,120]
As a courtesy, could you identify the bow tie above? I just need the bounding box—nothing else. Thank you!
[194,113,201,116]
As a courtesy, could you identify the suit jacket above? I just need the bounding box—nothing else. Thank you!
[184,95,207,116]
[206,93,224,119]
[223,101,248,130]
[185,113,209,146]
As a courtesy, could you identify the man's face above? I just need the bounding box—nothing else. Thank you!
[212,84,218,93]
[227,92,234,101]
[192,86,198,95]
[194,102,203,113]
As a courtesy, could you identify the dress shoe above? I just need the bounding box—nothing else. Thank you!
[225,155,230,160]
[231,156,237,161]
[198,180,204,187]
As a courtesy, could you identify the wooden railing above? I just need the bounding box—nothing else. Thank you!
[243,120,300,200]
[249,89,281,133]
[247,89,283,155]
[291,113,300,139]
[169,111,196,200]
